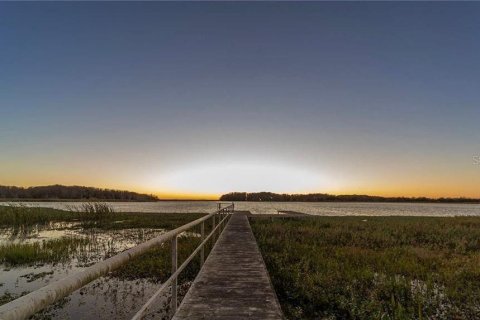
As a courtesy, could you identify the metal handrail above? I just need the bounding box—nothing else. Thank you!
[131,211,231,319]
[0,203,234,320]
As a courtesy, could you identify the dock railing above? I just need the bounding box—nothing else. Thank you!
[0,203,235,320]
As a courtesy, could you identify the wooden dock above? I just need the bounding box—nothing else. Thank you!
[172,212,284,320]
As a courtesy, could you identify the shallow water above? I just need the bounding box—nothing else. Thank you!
[0,227,167,304]
[38,277,171,320]
[0,222,199,319]
[3,201,480,216]
[0,222,83,245]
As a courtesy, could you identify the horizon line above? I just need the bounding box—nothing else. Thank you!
[1,184,479,201]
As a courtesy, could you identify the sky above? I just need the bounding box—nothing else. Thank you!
[1,2,479,199]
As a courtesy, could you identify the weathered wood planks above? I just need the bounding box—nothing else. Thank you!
[172,212,284,320]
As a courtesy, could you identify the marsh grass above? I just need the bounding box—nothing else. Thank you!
[0,205,81,229]
[0,203,205,230]
[0,205,207,266]
[112,216,217,282]
[251,216,480,320]
[76,202,115,220]
[0,205,215,315]
[112,234,211,283]
[0,237,90,266]
[82,212,206,230]
[0,203,115,231]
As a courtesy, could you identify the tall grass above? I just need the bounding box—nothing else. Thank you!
[0,203,116,227]
[79,202,114,215]
[0,206,207,266]
[112,235,208,282]
[85,212,206,230]
[0,204,80,227]
[0,204,206,230]
[0,237,90,266]
[251,216,480,320]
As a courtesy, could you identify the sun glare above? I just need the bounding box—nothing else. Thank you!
[157,161,328,195]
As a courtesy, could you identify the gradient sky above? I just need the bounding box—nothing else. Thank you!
[1,2,479,199]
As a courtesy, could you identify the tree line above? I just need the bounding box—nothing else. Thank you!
[219,192,479,203]
[0,185,159,201]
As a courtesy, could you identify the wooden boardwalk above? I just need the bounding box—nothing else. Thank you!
[172,212,284,320]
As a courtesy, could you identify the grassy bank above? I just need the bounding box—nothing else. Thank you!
[250,216,480,320]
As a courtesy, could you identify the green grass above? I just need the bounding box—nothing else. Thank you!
[112,235,213,283]
[0,205,208,266]
[0,237,90,266]
[112,214,219,282]
[0,205,221,317]
[83,211,206,230]
[250,216,480,320]
[0,203,117,233]
[0,205,84,227]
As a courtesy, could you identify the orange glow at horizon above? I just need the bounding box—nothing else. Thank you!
[1,159,478,200]
[154,188,480,200]
[1,182,478,200]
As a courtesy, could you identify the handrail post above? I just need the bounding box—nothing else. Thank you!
[212,214,216,241]
[220,211,223,230]
[200,221,205,267]
[171,235,178,314]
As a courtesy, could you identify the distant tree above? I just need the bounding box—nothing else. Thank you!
[219,192,479,203]
[0,185,159,201]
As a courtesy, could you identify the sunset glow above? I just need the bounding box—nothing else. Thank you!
[157,161,328,195]
[0,2,479,199]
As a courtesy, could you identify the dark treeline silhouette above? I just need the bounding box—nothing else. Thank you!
[220,192,479,203]
[0,185,159,201]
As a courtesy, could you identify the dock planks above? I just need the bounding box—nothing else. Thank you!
[172,212,284,320]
